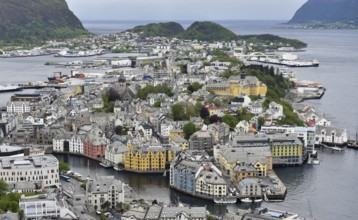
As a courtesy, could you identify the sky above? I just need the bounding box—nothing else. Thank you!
[66,0,308,21]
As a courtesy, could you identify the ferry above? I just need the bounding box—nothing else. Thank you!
[0,85,22,93]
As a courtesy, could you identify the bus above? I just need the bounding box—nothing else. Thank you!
[60,175,70,182]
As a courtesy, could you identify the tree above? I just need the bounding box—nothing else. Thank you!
[152,199,158,205]
[124,203,131,211]
[114,125,126,135]
[100,213,106,220]
[153,100,162,107]
[222,114,238,129]
[209,115,219,124]
[183,122,196,139]
[257,116,265,130]
[200,107,210,119]
[59,162,70,173]
[171,103,186,121]
[108,88,121,102]
[0,180,8,197]
[187,82,203,93]
[207,214,216,220]
[101,201,111,210]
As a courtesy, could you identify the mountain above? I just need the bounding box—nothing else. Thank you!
[0,0,88,43]
[127,21,237,42]
[289,0,358,24]
[179,21,237,42]
[128,22,185,37]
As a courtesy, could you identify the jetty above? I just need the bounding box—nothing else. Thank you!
[320,144,343,151]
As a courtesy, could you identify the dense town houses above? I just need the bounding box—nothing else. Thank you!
[0,29,345,219]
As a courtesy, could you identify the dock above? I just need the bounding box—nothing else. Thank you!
[18,83,67,89]
[320,144,343,151]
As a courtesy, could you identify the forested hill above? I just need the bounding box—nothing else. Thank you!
[289,0,358,24]
[0,0,88,43]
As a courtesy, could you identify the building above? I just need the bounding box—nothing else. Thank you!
[122,204,207,220]
[260,126,316,155]
[189,131,213,152]
[205,75,267,98]
[105,141,128,165]
[195,164,227,198]
[86,175,124,210]
[83,127,109,159]
[6,101,31,113]
[218,146,272,178]
[170,151,227,199]
[231,134,304,166]
[0,155,60,189]
[237,178,262,199]
[315,125,348,146]
[160,206,207,220]
[124,143,179,173]
[20,194,76,220]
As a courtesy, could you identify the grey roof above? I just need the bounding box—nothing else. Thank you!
[160,206,207,219]
[198,170,226,185]
[231,134,303,147]
[145,204,162,219]
[0,155,58,170]
[88,176,123,194]
[221,146,271,164]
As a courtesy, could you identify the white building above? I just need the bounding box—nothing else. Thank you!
[6,101,31,113]
[105,141,128,165]
[69,134,85,154]
[20,194,76,220]
[86,176,125,210]
[160,122,174,137]
[248,102,263,114]
[195,164,227,198]
[237,178,262,199]
[0,155,60,189]
[267,101,284,120]
[315,125,347,146]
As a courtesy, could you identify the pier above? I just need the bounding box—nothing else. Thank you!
[320,144,343,151]
[18,82,67,89]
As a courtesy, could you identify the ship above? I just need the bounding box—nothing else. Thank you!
[0,85,22,93]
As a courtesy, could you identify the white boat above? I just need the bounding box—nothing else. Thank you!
[73,172,82,177]
[113,166,122,171]
[312,159,320,165]
[240,198,252,203]
[0,85,22,93]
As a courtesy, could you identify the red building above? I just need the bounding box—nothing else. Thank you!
[83,127,109,159]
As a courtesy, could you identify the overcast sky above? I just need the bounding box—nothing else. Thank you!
[66,0,307,21]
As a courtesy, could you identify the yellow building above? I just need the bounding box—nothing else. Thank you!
[124,143,180,173]
[206,75,267,98]
[271,143,303,165]
[218,146,272,178]
[169,129,185,139]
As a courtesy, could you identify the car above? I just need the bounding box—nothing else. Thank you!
[81,211,85,214]
[96,211,102,215]
[75,198,81,201]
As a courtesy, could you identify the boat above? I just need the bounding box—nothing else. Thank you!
[99,162,112,168]
[312,159,320,165]
[0,85,22,93]
[240,198,253,203]
[113,166,123,172]
[214,197,237,204]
